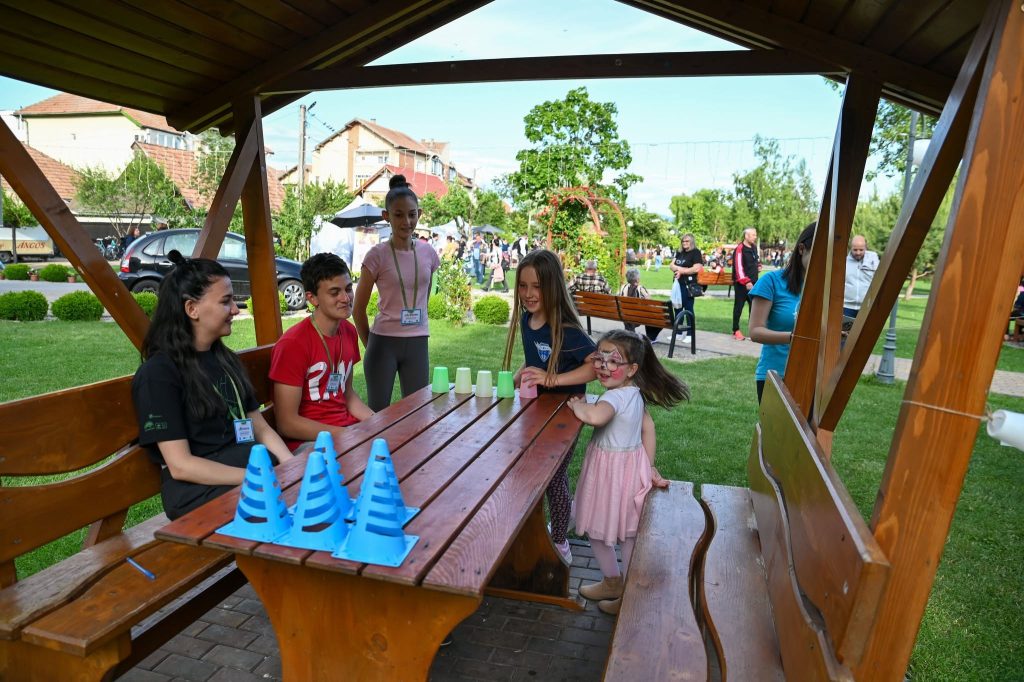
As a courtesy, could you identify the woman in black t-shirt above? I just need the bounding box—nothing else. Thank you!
[131,251,294,520]
[670,234,704,332]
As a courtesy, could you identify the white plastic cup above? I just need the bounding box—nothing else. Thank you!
[454,367,473,394]
[475,370,493,398]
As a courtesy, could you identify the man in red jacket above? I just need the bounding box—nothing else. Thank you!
[731,227,760,340]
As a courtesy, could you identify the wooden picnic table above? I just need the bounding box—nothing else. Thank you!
[157,385,584,681]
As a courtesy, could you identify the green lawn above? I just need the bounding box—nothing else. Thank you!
[1,317,1021,680]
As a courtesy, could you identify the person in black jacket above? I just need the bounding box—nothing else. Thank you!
[731,227,760,340]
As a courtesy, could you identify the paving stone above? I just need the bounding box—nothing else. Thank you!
[574,567,604,582]
[116,669,173,682]
[196,624,259,649]
[489,645,553,671]
[579,643,611,663]
[591,616,615,633]
[153,653,219,681]
[163,634,216,659]
[468,625,529,650]
[252,656,282,679]
[201,644,264,671]
[489,600,542,620]
[525,636,585,659]
[503,617,561,640]
[233,584,258,600]
[136,648,171,670]
[207,668,264,682]
[539,610,596,629]
[238,615,275,637]
[454,657,515,681]
[219,596,242,609]
[546,655,606,681]
[560,626,611,648]
[182,621,208,638]
[232,598,265,616]
[434,630,492,662]
[201,607,249,628]
[245,633,280,656]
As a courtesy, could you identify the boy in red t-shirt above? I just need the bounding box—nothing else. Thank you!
[269,253,373,450]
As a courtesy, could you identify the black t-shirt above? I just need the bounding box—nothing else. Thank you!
[673,248,704,284]
[520,312,596,394]
[132,350,259,465]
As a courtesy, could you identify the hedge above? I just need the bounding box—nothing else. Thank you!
[245,292,288,315]
[0,290,48,321]
[473,295,511,325]
[4,264,30,280]
[38,263,71,282]
[52,291,104,321]
[133,291,158,317]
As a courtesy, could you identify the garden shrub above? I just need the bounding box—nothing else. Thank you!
[367,290,379,319]
[473,295,510,325]
[427,295,445,320]
[133,291,158,317]
[244,292,287,315]
[52,291,104,321]
[4,264,30,280]
[0,290,48,321]
[39,263,71,282]
[435,257,472,326]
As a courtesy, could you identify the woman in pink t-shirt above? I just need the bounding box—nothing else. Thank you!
[353,175,441,411]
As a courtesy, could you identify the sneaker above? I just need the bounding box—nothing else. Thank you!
[681,334,690,343]
[554,539,572,564]
[732,330,745,341]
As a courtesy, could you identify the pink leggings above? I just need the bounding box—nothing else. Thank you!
[591,538,636,579]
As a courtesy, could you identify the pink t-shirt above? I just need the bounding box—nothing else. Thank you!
[362,241,440,337]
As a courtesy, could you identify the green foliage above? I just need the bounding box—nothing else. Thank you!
[244,292,287,315]
[38,263,71,282]
[625,206,672,249]
[501,87,641,210]
[132,291,158,317]
[670,188,734,247]
[427,294,446,320]
[75,150,187,238]
[0,290,48,321]
[1,187,36,227]
[367,290,380,319]
[868,102,937,181]
[418,183,505,236]
[276,181,354,260]
[189,130,244,233]
[51,291,103,321]
[731,136,817,248]
[4,263,30,280]
[434,256,472,325]
[576,231,621,291]
[473,295,510,325]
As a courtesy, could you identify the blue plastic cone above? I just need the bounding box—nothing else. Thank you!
[218,445,292,542]
[315,431,353,520]
[333,458,418,567]
[368,438,419,525]
[284,450,348,551]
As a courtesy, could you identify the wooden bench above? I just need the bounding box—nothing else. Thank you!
[697,268,733,294]
[573,290,696,358]
[0,345,275,681]
[604,372,890,680]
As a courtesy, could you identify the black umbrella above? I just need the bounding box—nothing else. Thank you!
[329,203,384,228]
[473,224,501,235]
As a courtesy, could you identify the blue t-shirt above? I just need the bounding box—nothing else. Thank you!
[520,312,596,394]
[749,269,800,381]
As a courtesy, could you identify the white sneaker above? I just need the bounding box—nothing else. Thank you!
[681,334,690,343]
[554,540,573,564]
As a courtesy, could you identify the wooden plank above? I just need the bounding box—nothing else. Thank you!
[892,0,984,67]
[770,0,810,23]
[0,117,150,349]
[856,1,1024,676]
[422,402,581,596]
[818,2,997,431]
[829,0,893,44]
[746,423,850,680]
[269,49,839,93]
[863,1,948,54]
[604,481,707,681]
[234,0,337,37]
[700,484,784,682]
[174,0,302,47]
[118,0,278,57]
[0,448,160,564]
[0,513,167,639]
[760,374,889,667]
[21,542,232,655]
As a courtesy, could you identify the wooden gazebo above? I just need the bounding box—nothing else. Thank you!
[0,1,1020,679]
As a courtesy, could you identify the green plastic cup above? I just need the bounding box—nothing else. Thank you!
[431,366,450,393]
[496,371,515,398]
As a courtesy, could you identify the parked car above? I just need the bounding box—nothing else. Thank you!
[118,229,306,311]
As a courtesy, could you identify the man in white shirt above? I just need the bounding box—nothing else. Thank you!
[844,235,879,319]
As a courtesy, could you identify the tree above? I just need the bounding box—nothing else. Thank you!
[624,206,671,249]
[1,186,36,227]
[276,181,353,261]
[474,190,508,231]
[730,136,817,248]
[190,130,244,233]
[867,101,937,181]
[75,151,186,237]
[669,188,733,247]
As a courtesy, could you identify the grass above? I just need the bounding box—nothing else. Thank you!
[1,318,1021,679]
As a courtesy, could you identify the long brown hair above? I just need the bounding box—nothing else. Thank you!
[503,249,584,383]
[598,330,689,408]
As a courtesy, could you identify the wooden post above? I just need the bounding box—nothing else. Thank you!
[0,118,150,349]
[854,1,1024,676]
[192,119,259,260]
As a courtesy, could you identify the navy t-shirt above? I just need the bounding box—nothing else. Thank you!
[520,312,596,394]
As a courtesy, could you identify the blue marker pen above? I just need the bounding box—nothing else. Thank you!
[126,557,156,580]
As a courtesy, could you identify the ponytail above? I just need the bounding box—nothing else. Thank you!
[598,330,689,408]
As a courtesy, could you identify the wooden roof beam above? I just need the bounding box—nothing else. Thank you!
[264,49,839,94]
[618,0,954,111]
[166,0,491,133]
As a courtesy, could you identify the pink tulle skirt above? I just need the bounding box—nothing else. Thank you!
[573,441,652,544]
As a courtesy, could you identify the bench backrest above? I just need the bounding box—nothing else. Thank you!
[573,291,673,328]
[0,345,275,585]
[748,372,890,678]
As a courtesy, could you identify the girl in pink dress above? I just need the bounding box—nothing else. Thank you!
[568,330,689,615]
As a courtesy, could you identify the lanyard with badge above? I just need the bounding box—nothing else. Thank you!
[311,316,344,396]
[390,240,422,325]
[215,369,254,443]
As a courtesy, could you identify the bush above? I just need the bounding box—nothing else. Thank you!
[38,263,71,282]
[133,291,158,317]
[435,257,472,326]
[473,295,510,325]
[367,290,379,319]
[52,291,104,321]
[244,292,287,315]
[0,290,48,321]
[427,295,445,320]
[4,263,30,280]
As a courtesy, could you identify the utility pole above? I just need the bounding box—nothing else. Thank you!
[297,104,307,195]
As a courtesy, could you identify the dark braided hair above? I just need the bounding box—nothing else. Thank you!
[142,250,254,420]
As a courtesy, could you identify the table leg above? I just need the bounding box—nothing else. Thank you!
[487,500,584,611]
[236,556,478,681]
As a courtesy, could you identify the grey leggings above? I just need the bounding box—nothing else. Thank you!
[363,333,431,411]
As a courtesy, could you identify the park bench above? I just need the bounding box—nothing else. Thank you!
[573,290,696,358]
[697,269,733,293]
[604,372,890,680]
[0,345,275,682]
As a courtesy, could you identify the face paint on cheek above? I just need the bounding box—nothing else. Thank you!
[609,366,626,381]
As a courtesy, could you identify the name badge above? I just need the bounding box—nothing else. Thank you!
[326,372,343,393]
[234,418,255,444]
[400,308,422,325]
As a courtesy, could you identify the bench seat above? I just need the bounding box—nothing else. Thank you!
[573,291,696,357]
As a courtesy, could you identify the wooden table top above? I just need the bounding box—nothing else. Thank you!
[156,386,582,598]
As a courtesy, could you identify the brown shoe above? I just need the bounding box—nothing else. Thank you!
[598,597,621,615]
[579,576,623,601]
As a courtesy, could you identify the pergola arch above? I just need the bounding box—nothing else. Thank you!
[540,186,628,280]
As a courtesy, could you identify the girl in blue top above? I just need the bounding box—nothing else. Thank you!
[749,222,816,402]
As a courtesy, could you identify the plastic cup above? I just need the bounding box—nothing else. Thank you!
[496,371,515,399]
[475,370,493,398]
[431,366,449,393]
[519,381,538,400]
[454,367,473,394]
